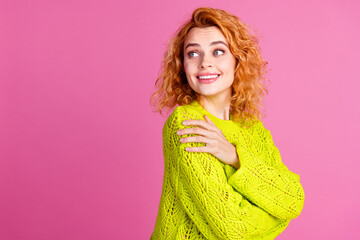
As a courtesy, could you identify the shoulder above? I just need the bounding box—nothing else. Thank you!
[251,118,266,131]
[250,119,277,145]
[162,105,202,150]
[163,104,203,130]
[244,118,272,139]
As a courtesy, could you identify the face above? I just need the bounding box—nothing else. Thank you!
[183,26,237,100]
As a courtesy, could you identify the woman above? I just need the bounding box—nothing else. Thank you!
[150,7,305,240]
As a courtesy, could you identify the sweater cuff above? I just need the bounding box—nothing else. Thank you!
[224,164,237,179]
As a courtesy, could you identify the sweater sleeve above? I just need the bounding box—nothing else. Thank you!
[165,108,290,240]
[227,121,305,220]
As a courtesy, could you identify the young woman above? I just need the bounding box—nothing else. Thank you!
[150,7,305,240]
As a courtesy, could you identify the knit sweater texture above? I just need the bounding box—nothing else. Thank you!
[150,100,305,240]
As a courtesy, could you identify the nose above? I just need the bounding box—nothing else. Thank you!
[199,54,213,69]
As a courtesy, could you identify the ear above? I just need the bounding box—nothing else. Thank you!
[204,114,216,126]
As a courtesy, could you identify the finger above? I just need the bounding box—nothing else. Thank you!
[183,119,209,129]
[180,127,211,137]
[204,114,216,126]
[185,146,210,152]
[183,119,220,135]
[203,115,224,135]
[180,135,211,144]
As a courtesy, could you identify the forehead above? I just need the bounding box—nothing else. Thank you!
[184,26,227,44]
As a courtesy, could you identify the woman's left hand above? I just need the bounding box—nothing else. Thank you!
[177,115,240,169]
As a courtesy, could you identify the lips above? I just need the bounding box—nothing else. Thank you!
[196,73,220,84]
[196,73,221,78]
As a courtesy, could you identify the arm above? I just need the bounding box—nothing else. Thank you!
[164,108,290,240]
[227,121,305,220]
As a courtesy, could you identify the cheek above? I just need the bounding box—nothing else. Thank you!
[183,61,195,75]
[225,57,236,73]
[183,60,189,72]
[219,61,235,73]
[183,62,193,82]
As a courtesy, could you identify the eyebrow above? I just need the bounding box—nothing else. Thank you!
[184,41,229,50]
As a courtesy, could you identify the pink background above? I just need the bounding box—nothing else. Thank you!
[1,0,359,239]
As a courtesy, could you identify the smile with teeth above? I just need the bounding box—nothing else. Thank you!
[197,74,220,79]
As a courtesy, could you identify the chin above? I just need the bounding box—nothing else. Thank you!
[197,91,223,97]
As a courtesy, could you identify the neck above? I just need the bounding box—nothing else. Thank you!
[199,92,231,121]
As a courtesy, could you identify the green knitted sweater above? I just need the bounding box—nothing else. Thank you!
[150,100,305,240]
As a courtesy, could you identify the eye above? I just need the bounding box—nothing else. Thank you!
[214,49,225,56]
[188,51,199,58]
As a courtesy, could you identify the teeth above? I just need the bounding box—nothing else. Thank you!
[198,75,219,79]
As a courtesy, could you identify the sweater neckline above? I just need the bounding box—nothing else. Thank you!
[189,100,234,123]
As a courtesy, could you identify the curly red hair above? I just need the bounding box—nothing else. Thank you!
[150,7,270,127]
